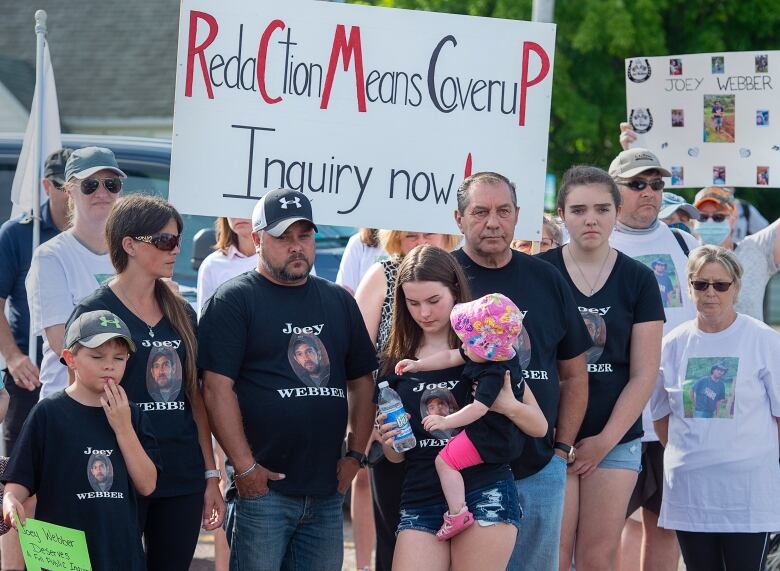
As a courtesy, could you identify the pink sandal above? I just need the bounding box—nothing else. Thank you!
[435,507,474,541]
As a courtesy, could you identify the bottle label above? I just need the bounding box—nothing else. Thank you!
[385,405,414,440]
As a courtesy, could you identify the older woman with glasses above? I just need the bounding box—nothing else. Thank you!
[651,245,780,571]
[511,214,563,255]
[26,147,125,400]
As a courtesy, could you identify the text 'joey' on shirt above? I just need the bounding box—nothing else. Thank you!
[540,247,665,444]
[376,368,512,508]
[67,286,206,498]
[198,271,378,496]
[3,392,161,571]
[452,248,592,479]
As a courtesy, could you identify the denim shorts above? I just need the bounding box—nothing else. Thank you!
[397,478,522,536]
[598,437,642,472]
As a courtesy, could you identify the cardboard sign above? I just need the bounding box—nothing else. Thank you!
[625,51,779,188]
[170,0,556,238]
[14,513,91,571]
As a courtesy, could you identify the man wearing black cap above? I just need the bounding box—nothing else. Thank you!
[0,148,71,568]
[199,188,377,570]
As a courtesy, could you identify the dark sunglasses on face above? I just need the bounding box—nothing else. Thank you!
[132,233,180,251]
[621,179,665,192]
[698,213,728,223]
[80,177,123,195]
[690,280,733,292]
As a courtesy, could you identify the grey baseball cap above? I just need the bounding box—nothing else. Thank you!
[60,310,136,364]
[609,148,672,179]
[43,149,72,181]
[252,188,318,237]
[64,146,126,181]
[658,192,699,220]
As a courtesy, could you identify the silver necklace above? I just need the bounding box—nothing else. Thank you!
[118,283,156,338]
[567,245,612,296]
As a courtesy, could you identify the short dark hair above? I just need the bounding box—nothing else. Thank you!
[292,337,317,353]
[457,172,517,214]
[557,165,622,212]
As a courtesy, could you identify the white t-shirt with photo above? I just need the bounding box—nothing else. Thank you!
[734,218,778,321]
[610,222,698,440]
[335,233,387,293]
[651,314,780,532]
[26,231,114,399]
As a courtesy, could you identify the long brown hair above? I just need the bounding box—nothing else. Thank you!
[214,217,240,252]
[105,195,198,399]
[381,245,470,375]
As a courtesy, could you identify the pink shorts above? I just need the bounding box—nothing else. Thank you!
[438,431,484,471]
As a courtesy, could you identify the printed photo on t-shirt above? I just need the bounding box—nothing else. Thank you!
[682,357,738,419]
[87,453,114,492]
[580,311,606,364]
[288,334,331,388]
[419,387,460,439]
[634,254,682,308]
[512,328,532,370]
[146,347,183,402]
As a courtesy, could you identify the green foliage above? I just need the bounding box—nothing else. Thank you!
[353,0,780,218]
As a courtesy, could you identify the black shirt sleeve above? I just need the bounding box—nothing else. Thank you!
[2,402,44,494]
[342,291,379,379]
[472,364,504,408]
[197,290,248,381]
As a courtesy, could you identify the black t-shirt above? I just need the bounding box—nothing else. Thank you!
[3,391,161,571]
[197,272,378,496]
[68,286,206,498]
[377,368,512,508]
[453,248,592,479]
[462,354,526,463]
[539,248,666,443]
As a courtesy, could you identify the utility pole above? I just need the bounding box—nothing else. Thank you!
[532,0,554,22]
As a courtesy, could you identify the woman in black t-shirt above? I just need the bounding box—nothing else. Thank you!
[539,166,664,570]
[377,245,529,571]
[68,195,225,571]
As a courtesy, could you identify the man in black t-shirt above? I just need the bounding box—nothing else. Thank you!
[199,189,377,571]
[452,172,590,571]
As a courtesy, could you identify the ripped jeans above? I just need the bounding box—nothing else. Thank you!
[396,478,522,536]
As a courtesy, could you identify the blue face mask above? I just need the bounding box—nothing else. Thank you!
[667,222,692,234]
[696,219,731,245]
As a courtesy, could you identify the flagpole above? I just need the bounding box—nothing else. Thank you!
[29,9,47,365]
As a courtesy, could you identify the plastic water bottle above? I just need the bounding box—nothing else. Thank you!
[378,381,416,453]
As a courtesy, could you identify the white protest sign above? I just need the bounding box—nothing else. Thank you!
[170,0,555,238]
[625,51,778,188]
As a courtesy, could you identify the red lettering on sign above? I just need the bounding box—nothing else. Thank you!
[185,11,219,99]
[257,19,286,104]
[518,42,550,126]
[464,152,473,179]
[320,25,367,112]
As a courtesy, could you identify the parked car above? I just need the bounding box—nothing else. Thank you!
[0,133,354,295]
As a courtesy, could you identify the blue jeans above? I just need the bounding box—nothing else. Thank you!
[229,489,344,571]
[507,455,567,571]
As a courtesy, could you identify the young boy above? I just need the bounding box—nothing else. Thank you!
[2,310,160,570]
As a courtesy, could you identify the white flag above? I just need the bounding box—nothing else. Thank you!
[10,39,62,217]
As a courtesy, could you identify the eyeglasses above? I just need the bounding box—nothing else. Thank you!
[699,213,728,223]
[620,179,665,192]
[690,280,733,292]
[132,233,180,251]
[80,177,123,195]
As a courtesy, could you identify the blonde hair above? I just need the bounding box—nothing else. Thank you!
[687,245,743,295]
[378,230,461,256]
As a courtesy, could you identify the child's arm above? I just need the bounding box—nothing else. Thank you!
[3,483,31,528]
[101,380,157,496]
[422,401,488,433]
[0,387,10,425]
[395,349,465,375]
[488,372,548,437]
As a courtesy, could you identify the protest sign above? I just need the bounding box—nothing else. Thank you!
[170,0,556,238]
[14,513,91,571]
[625,51,779,188]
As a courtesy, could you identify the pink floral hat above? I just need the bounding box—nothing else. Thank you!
[450,293,522,361]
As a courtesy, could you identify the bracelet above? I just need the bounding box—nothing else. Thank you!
[234,462,258,480]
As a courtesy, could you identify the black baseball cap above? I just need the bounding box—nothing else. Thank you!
[60,310,136,364]
[252,188,318,237]
[43,148,72,181]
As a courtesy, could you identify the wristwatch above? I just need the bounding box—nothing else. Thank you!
[205,469,221,480]
[553,442,576,465]
[345,450,368,468]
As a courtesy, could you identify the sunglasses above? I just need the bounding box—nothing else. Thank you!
[690,280,733,292]
[80,177,123,195]
[699,213,728,223]
[132,233,181,251]
[621,179,665,192]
